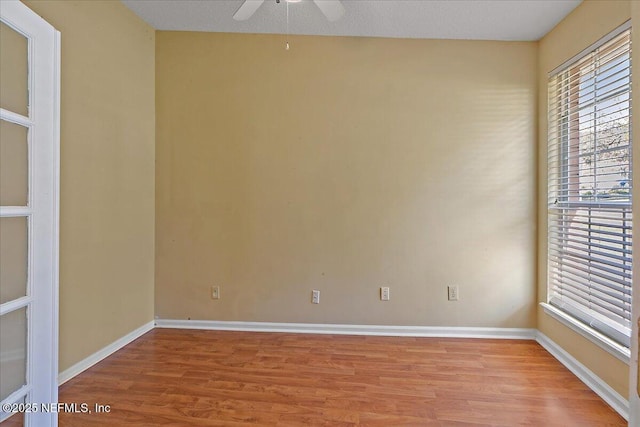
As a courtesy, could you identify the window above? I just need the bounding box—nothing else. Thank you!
[547,23,632,348]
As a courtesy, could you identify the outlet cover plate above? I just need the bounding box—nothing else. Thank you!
[447,285,459,301]
[312,289,320,304]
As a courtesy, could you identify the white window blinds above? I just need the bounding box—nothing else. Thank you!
[547,23,633,347]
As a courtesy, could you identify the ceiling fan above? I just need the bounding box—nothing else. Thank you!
[233,0,345,22]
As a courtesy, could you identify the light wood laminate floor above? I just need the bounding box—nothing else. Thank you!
[4,328,627,426]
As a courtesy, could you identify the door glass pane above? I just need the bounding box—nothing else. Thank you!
[0,22,28,116]
[0,120,28,206]
[0,307,27,401]
[0,217,28,304]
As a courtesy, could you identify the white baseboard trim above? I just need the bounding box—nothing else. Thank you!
[536,332,629,421]
[57,320,154,385]
[155,319,537,339]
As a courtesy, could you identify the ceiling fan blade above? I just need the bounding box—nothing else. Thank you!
[312,0,345,22]
[233,0,265,21]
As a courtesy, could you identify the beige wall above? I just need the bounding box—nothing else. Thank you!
[22,0,156,372]
[156,32,537,327]
[537,0,631,398]
[0,21,28,116]
[0,23,28,305]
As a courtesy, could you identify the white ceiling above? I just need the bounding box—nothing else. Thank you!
[121,0,582,42]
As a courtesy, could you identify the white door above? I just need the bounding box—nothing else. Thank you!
[0,1,60,426]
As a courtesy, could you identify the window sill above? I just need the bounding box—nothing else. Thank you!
[540,302,630,364]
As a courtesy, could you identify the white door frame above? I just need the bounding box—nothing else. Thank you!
[0,1,60,426]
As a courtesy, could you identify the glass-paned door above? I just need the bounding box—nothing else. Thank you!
[0,1,60,426]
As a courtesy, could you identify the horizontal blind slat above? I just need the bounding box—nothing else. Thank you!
[549,282,630,318]
[549,233,633,254]
[550,271,632,302]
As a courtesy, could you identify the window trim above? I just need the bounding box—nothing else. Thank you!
[541,302,630,364]
[546,22,633,349]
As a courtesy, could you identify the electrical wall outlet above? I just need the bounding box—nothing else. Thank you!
[447,285,459,301]
[311,289,320,304]
[211,285,220,300]
[380,286,390,301]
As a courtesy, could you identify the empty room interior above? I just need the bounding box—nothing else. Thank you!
[1,0,640,425]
